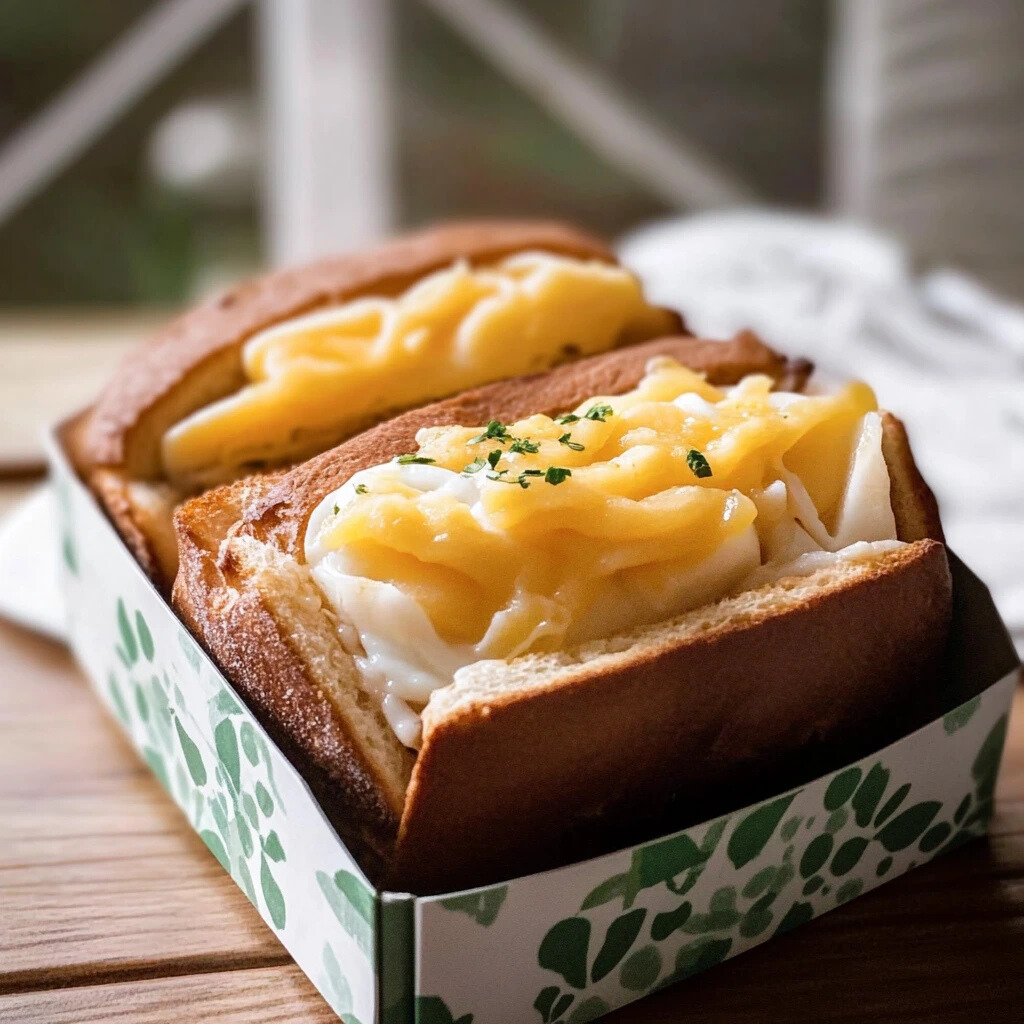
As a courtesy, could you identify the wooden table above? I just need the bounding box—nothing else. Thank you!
[0,587,1021,1022]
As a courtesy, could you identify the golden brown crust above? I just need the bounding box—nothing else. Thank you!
[172,477,402,875]
[882,412,944,542]
[89,470,181,587]
[394,540,953,893]
[63,412,182,590]
[246,331,811,557]
[81,220,622,480]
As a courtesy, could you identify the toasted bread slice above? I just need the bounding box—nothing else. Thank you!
[173,334,948,892]
[399,540,949,891]
[72,220,681,589]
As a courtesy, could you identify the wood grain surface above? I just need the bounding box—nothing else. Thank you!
[0,314,160,472]
[0,605,1022,1020]
[1,965,337,1024]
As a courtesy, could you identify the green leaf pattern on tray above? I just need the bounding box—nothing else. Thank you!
[439,885,509,927]
[97,594,375,1023]
[522,712,1009,1021]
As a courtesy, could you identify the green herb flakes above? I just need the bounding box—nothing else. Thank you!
[470,420,509,444]
[509,436,540,454]
[686,448,713,478]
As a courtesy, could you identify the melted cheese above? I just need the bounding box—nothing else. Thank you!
[162,252,674,487]
[304,359,901,748]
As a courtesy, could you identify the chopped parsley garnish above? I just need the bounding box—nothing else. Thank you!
[481,464,570,488]
[354,484,368,495]
[469,420,509,444]
[558,432,585,451]
[686,448,713,478]
[462,457,486,475]
[332,503,340,514]
[584,403,613,422]
[396,454,435,465]
[509,436,540,455]
[487,449,502,469]
[555,412,580,425]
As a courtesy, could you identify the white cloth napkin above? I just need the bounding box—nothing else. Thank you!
[620,210,1024,655]
[0,485,66,640]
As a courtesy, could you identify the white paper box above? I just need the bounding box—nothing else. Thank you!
[48,432,1020,1024]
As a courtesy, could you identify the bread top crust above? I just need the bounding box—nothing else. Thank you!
[82,220,619,479]
[242,332,813,557]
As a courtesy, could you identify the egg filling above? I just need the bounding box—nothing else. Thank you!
[162,252,675,487]
[304,358,902,748]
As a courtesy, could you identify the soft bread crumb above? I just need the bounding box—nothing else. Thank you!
[227,534,414,807]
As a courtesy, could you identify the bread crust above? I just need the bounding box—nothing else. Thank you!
[881,412,944,542]
[173,474,406,874]
[81,220,623,480]
[396,541,952,893]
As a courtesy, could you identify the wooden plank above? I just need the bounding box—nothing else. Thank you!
[0,964,336,1024]
[0,313,162,471]
[0,619,287,994]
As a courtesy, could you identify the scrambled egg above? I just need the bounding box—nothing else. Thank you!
[162,253,674,486]
[305,359,899,747]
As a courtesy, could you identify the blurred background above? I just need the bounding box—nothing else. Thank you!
[3,0,1023,304]
[0,0,1021,645]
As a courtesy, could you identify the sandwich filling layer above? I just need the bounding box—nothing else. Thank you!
[162,253,674,487]
[304,358,902,748]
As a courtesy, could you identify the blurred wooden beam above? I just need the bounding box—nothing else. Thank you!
[0,0,246,228]
[420,0,758,210]
[259,0,395,264]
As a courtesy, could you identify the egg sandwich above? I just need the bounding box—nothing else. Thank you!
[68,221,680,589]
[172,332,950,893]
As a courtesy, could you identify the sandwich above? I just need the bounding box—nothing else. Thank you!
[66,220,681,589]
[172,331,950,894]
